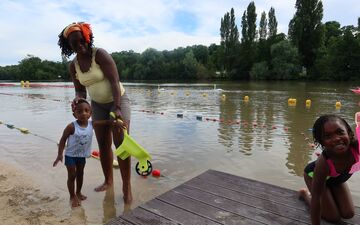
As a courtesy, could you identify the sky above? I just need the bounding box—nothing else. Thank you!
[0,0,359,66]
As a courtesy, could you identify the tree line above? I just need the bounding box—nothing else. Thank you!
[1,0,359,81]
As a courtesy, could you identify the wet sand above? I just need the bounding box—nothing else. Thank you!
[0,161,86,225]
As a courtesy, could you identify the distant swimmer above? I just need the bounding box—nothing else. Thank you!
[214,84,223,92]
[158,84,166,92]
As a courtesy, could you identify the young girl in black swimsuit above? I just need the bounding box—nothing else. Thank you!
[299,114,359,224]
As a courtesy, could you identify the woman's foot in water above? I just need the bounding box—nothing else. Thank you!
[76,192,87,200]
[123,184,133,204]
[94,182,112,192]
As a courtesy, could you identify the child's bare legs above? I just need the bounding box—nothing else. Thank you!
[76,163,87,200]
[298,172,343,223]
[67,165,80,207]
[331,182,354,219]
[298,188,311,205]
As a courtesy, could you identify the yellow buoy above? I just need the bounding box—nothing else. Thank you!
[288,98,296,106]
[244,96,249,101]
[202,93,208,97]
[305,99,311,107]
[19,128,29,134]
[25,80,30,87]
[335,101,341,108]
[221,94,226,100]
[20,80,25,87]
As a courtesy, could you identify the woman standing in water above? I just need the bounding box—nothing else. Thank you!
[58,22,132,203]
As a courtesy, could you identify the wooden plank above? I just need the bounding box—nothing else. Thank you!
[194,170,302,208]
[176,181,310,224]
[108,170,360,225]
[120,207,180,225]
[140,198,223,225]
[158,188,303,225]
[196,170,360,213]
[194,170,360,224]
[185,173,307,212]
[106,217,134,225]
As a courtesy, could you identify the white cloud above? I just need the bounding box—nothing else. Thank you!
[0,0,358,66]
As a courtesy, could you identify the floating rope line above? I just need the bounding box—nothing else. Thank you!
[0,92,71,104]
[0,83,74,88]
[0,120,58,145]
[137,108,290,131]
[0,92,290,131]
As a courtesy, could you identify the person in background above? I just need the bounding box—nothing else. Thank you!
[58,22,132,203]
[298,114,358,224]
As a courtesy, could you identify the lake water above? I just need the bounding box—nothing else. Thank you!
[1,81,360,224]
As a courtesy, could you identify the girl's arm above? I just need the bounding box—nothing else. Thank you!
[310,155,329,225]
[53,123,75,167]
[95,48,123,119]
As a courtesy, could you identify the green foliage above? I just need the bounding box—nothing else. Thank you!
[182,50,198,79]
[259,11,267,41]
[241,2,257,43]
[270,40,302,80]
[324,21,342,46]
[268,7,277,38]
[220,8,240,74]
[250,61,269,80]
[0,54,68,81]
[0,65,19,80]
[288,0,324,71]
[0,4,358,82]
[235,1,258,80]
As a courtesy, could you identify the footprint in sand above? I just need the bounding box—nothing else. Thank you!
[0,174,7,182]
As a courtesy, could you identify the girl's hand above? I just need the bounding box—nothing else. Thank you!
[53,155,63,167]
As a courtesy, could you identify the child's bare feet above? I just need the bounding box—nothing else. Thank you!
[70,196,81,208]
[77,193,87,201]
[298,188,311,200]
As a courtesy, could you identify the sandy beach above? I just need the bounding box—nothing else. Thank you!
[0,161,87,225]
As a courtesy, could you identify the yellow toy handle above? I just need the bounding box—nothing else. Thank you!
[109,112,126,130]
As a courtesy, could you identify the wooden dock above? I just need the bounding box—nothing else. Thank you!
[107,170,360,225]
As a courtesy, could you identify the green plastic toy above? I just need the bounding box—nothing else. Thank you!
[110,112,152,176]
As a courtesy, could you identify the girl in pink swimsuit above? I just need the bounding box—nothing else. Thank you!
[299,114,359,224]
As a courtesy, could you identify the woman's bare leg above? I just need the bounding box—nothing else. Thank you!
[113,121,132,203]
[94,124,113,192]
